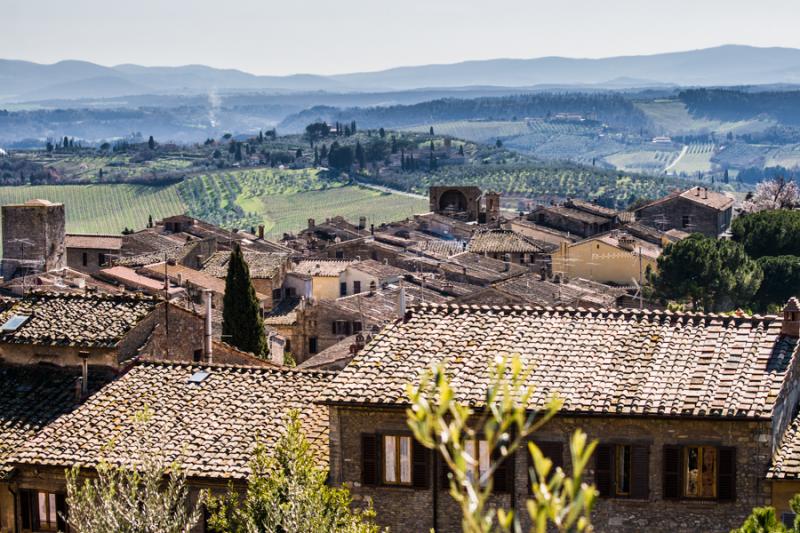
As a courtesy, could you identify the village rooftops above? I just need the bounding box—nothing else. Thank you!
[442,252,528,284]
[11,361,333,480]
[635,187,735,212]
[292,260,354,277]
[98,266,185,297]
[201,251,287,279]
[0,292,158,348]
[0,363,114,477]
[65,234,123,250]
[406,239,466,260]
[318,303,798,419]
[769,413,800,479]
[467,229,543,255]
[535,205,611,226]
[345,259,407,281]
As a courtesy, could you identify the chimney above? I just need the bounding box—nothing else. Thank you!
[703,187,708,199]
[695,186,701,196]
[618,234,636,251]
[503,253,511,272]
[304,277,313,300]
[358,216,367,230]
[204,289,213,363]
[258,225,265,239]
[308,218,315,229]
[782,297,800,337]
[195,254,205,269]
[370,224,375,236]
[398,282,406,318]
[79,351,89,396]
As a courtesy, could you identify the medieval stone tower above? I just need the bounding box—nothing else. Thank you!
[1,199,66,280]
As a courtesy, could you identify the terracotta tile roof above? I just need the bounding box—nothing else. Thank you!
[330,285,452,327]
[0,364,113,477]
[65,234,123,250]
[296,335,359,370]
[264,298,301,326]
[467,230,543,255]
[12,361,333,479]
[442,252,528,284]
[114,243,189,268]
[564,199,619,219]
[491,274,623,308]
[679,187,735,210]
[592,232,662,260]
[407,240,466,259]
[0,292,158,347]
[535,205,611,225]
[346,260,406,281]
[98,266,185,297]
[293,260,354,277]
[319,303,796,419]
[768,414,800,479]
[201,251,287,279]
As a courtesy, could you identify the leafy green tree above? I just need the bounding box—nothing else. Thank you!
[732,494,800,532]
[148,136,155,150]
[235,143,243,162]
[651,234,762,311]
[64,409,203,533]
[366,139,389,163]
[407,356,597,533]
[208,411,379,533]
[222,245,267,356]
[755,255,800,312]
[328,142,354,171]
[429,126,434,135]
[305,122,331,144]
[355,141,366,169]
[732,210,800,259]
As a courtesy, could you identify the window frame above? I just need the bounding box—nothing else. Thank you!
[381,433,413,487]
[596,440,650,500]
[353,280,362,294]
[682,445,717,499]
[614,444,632,497]
[663,443,735,502]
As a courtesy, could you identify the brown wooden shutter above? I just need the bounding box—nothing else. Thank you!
[20,490,32,530]
[594,444,614,497]
[345,321,352,335]
[492,448,515,493]
[331,321,337,334]
[630,445,650,499]
[412,441,430,489]
[56,493,68,531]
[663,445,682,499]
[361,433,379,486]
[717,447,736,501]
[528,441,564,492]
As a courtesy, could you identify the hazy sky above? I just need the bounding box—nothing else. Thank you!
[5,0,800,75]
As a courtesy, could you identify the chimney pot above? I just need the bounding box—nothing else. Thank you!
[258,225,265,239]
[782,297,800,337]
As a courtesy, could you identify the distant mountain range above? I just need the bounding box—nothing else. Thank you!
[3,45,800,103]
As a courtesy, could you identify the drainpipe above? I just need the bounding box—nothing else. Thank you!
[432,450,439,532]
[79,351,89,396]
[204,290,213,363]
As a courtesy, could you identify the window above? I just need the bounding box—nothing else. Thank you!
[684,446,716,498]
[464,439,491,487]
[663,445,735,501]
[383,435,413,485]
[193,349,202,363]
[98,253,106,266]
[340,282,347,296]
[335,250,344,259]
[332,320,350,335]
[309,337,318,354]
[82,252,88,267]
[353,321,363,333]
[284,339,291,353]
[20,490,64,532]
[272,288,282,302]
[682,215,691,229]
[595,443,649,499]
[782,513,797,528]
[353,280,362,294]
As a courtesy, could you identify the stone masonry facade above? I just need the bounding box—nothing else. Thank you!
[330,406,773,533]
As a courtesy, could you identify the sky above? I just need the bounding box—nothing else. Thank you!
[5,0,800,76]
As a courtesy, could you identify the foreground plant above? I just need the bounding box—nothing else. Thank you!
[208,410,380,533]
[732,494,800,533]
[64,410,202,533]
[406,355,597,533]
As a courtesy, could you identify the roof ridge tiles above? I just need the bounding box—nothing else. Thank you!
[407,302,777,324]
[135,358,335,377]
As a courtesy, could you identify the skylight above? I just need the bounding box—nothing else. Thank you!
[188,370,210,385]
[0,314,30,333]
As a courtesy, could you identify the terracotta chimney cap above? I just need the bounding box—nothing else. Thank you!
[785,297,800,313]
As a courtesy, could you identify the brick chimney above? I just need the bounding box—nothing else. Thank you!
[257,225,265,239]
[782,297,800,337]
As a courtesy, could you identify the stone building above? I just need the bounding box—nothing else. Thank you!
[199,250,289,303]
[1,199,65,280]
[466,229,544,265]
[528,201,617,239]
[7,361,331,533]
[429,186,500,224]
[285,260,354,301]
[64,234,123,274]
[318,301,800,533]
[634,187,735,237]
[340,260,406,296]
[0,292,159,369]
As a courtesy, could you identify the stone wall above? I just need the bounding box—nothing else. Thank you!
[331,406,772,533]
[636,197,731,237]
[1,202,65,279]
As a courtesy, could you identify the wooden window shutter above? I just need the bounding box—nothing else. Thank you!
[412,441,430,489]
[331,321,337,335]
[717,447,737,501]
[492,447,515,493]
[630,445,650,499]
[528,441,564,492]
[594,444,614,497]
[663,445,682,499]
[361,433,379,486]
[56,493,68,531]
[345,321,352,335]
[20,490,32,530]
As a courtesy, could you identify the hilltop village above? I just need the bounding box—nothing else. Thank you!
[0,183,798,533]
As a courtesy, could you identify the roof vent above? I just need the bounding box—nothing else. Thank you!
[0,314,30,333]
[188,370,211,385]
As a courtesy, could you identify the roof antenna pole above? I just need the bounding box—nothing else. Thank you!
[204,289,213,364]
[164,252,170,360]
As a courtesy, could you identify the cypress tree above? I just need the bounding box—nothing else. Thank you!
[222,245,267,356]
